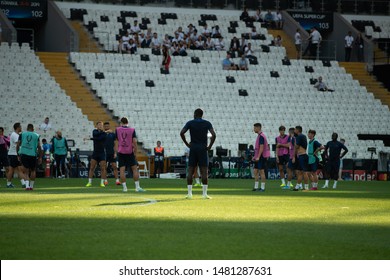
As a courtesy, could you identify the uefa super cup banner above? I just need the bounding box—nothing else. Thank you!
[288,11,333,33]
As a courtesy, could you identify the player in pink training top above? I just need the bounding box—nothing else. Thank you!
[275,125,289,189]
[115,117,145,193]
[252,123,270,192]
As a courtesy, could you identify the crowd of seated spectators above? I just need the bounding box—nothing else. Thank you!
[240,8,283,29]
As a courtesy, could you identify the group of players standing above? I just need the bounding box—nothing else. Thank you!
[252,124,348,192]
[1,109,348,197]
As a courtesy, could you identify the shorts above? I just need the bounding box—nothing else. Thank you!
[20,154,37,170]
[106,153,117,164]
[277,154,289,165]
[254,157,268,170]
[287,157,297,170]
[188,144,208,168]
[8,155,20,168]
[118,153,137,168]
[0,153,9,168]
[308,157,319,172]
[297,154,309,172]
[91,152,106,163]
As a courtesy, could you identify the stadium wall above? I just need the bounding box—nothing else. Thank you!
[281,10,310,49]
[0,10,16,43]
[36,1,78,52]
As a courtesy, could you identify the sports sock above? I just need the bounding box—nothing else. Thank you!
[25,180,29,188]
[254,181,259,189]
[202,184,208,196]
[21,179,25,185]
[304,184,309,190]
[333,181,338,188]
[101,179,104,185]
[281,178,286,185]
[195,178,200,184]
[135,181,140,190]
[324,179,329,186]
[287,181,291,187]
[261,182,265,190]
[88,178,92,184]
[187,185,192,196]
[7,181,11,186]
[30,181,34,188]
[122,182,127,188]
[116,179,120,183]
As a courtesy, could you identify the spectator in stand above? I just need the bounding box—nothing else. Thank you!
[344,31,354,62]
[162,45,171,72]
[195,35,205,50]
[189,29,198,49]
[120,31,131,53]
[212,25,222,38]
[151,32,161,55]
[179,41,188,56]
[264,10,274,28]
[251,26,260,39]
[272,35,282,47]
[171,41,179,56]
[176,26,184,40]
[252,8,263,22]
[239,34,248,56]
[205,36,215,50]
[186,24,195,36]
[238,54,249,71]
[314,76,334,92]
[0,22,2,43]
[295,29,302,59]
[146,27,152,38]
[245,42,256,59]
[162,34,171,48]
[355,33,364,62]
[130,20,141,34]
[172,32,182,45]
[201,24,211,39]
[222,52,238,70]
[275,10,283,29]
[39,117,53,134]
[214,36,225,51]
[229,36,240,57]
[140,33,151,48]
[240,7,250,21]
[128,38,137,54]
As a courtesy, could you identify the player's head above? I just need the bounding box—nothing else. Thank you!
[13,122,21,132]
[253,123,262,133]
[27,124,34,131]
[157,140,161,146]
[308,129,316,139]
[96,121,103,130]
[340,138,345,144]
[279,125,286,135]
[42,138,47,144]
[295,125,302,134]
[332,132,338,141]
[120,117,129,125]
[56,130,62,138]
[44,117,49,124]
[103,122,110,131]
[194,108,203,119]
[288,127,295,136]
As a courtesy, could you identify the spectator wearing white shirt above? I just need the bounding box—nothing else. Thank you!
[130,20,141,34]
[205,36,215,50]
[275,10,283,29]
[151,32,161,54]
[344,31,354,62]
[314,76,334,92]
[245,43,256,59]
[214,37,225,51]
[120,31,131,53]
[39,117,52,133]
[201,24,211,38]
[212,25,221,38]
[195,35,205,50]
[309,27,322,59]
[294,29,302,59]
[175,26,185,40]
[252,8,263,22]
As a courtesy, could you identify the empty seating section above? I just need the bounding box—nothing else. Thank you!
[0,42,93,151]
[69,47,390,158]
[345,15,390,39]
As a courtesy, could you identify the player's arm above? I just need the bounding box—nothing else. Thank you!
[132,130,138,156]
[314,141,325,154]
[207,128,216,150]
[275,138,279,163]
[37,139,43,164]
[340,144,348,159]
[323,143,329,158]
[180,127,190,148]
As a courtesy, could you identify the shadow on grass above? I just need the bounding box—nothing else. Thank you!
[0,216,389,260]
[96,197,187,207]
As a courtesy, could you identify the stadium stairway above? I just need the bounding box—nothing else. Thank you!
[36,52,116,127]
[339,62,390,108]
[70,20,102,53]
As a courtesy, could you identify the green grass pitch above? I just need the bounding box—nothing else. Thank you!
[0,178,389,260]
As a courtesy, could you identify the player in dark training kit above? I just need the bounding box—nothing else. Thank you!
[323,133,348,189]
